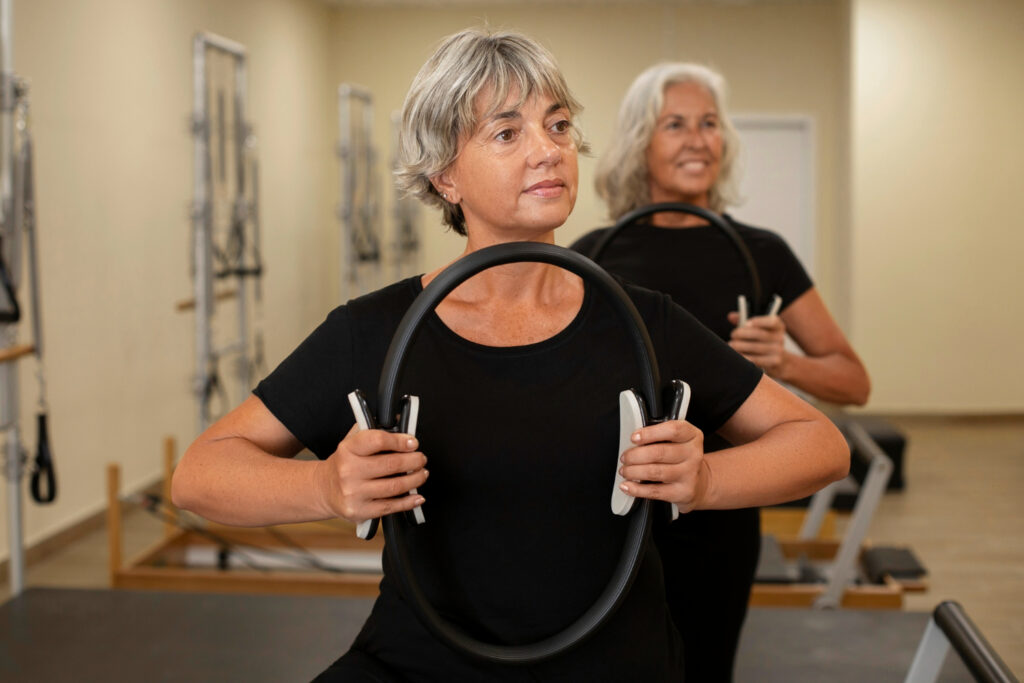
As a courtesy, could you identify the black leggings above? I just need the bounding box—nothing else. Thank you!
[655,507,761,683]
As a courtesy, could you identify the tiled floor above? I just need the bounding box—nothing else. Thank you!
[2,415,1021,677]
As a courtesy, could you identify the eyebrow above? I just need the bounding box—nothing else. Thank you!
[488,101,567,123]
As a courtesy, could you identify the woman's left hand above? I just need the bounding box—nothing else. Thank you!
[727,311,787,377]
[618,420,708,513]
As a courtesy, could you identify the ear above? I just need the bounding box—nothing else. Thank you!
[430,169,460,204]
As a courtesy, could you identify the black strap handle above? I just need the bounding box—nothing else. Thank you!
[30,413,57,504]
[376,242,665,664]
[587,202,763,312]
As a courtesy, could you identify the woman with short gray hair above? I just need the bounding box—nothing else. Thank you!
[174,31,849,680]
[573,62,870,682]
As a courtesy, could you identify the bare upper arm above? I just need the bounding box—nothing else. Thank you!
[199,395,306,458]
[716,374,821,446]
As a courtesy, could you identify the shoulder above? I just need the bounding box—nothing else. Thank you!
[723,214,806,268]
[723,214,793,251]
[617,277,693,330]
[347,276,420,315]
[343,276,421,330]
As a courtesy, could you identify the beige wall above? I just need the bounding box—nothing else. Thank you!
[2,0,337,563]
[850,0,1024,412]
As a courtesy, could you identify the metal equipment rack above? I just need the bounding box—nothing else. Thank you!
[186,32,264,434]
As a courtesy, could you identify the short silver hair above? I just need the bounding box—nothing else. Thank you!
[595,62,741,220]
[395,28,589,236]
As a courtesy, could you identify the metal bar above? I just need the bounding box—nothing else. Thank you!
[338,83,372,102]
[932,601,1017,683]
[814,419,893,608]
[362,94,377,293]
[338,85,354,302]
[192,33,213,433]
[905,618,951,683]
[0,0,24,598]
[232,54,250,402]
[196,32,247,59]
[799,478,839,539]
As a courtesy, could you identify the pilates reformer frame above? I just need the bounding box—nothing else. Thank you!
[107,438,385,597]
[1,0,55,597]
[388,110,421,283]
[185,32,264,434]
[752,417,927,608]
[337,84,382,303]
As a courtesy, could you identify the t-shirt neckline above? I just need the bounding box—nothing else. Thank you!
[408,276,594,355]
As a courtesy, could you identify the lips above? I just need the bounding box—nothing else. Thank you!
[524,179,566,197]
[526,179,565,191]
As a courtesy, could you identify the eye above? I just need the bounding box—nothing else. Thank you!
[495,128,517,142]
[701,118,719,130]
[663,118,684,131]
[550,118,572,134]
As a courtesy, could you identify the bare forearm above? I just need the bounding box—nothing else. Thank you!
[172,438,330,527]
[700,415,849,510]
[775,350,870,406]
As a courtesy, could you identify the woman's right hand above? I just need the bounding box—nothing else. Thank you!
[315,425,428,525]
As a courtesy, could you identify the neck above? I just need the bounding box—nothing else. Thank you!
[648,192,714,228]
[423,230,568,304]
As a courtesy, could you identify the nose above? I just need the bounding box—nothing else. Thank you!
[681,123,708,151]
[526,125,562,167]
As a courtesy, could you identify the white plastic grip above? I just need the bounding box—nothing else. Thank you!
[611,390,646,516]
[404,396,425,525]
[611,382,692,520]
[347,392,424,540]
[738,293,782,326]
[667,382,692,521]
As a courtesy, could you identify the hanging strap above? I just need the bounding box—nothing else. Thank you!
[30,413,56,503]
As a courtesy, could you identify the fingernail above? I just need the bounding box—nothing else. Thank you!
[619,483,629,492]
[631,431,641,443]
[407,438,417,449]
[414,496,425,505]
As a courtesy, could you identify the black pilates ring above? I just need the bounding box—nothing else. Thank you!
[375,241,665,664]
[587,202,763,312]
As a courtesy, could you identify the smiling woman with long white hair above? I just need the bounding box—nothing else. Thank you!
[573,61,870,682]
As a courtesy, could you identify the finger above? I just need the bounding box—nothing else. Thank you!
[629,420,700,448]
[364,491,427,519]
[361,451,428,479]
[730,325,775,343]
[620,458,689,484]
[348,429,419,457]
[729,339,777,356]
[747,315,784,331]
[622,441,682,467]
[727,311,740,326]
[363,468,430,501]
[618,480,680,504]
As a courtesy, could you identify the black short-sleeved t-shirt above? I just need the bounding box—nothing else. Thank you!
[571,215,814,342]
[254,275,762,681]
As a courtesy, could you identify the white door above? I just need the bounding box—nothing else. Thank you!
[730,116,816,277]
